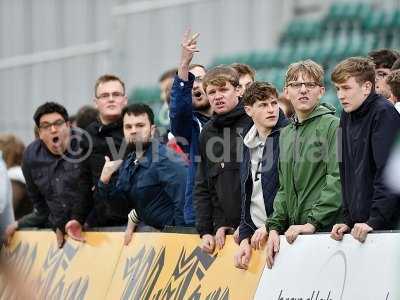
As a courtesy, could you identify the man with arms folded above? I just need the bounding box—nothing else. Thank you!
[330,57,400,243]
[234,82,288,270]
[265,60,342,269]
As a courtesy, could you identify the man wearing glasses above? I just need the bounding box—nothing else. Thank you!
[4,102,87,248]
[368,49,400,100]
[169,30,212,226]
[80,74,129,227]
[265,60,342,269]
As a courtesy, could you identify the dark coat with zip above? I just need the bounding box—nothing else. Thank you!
[340,92,400,229]
[238,110,289,243]
[194,102,253,236]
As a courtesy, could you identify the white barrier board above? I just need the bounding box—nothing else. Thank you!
[255,232,400,300]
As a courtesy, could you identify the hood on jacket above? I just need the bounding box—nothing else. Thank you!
[294,103,336,125]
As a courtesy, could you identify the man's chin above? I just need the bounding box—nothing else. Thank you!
[193,101,210,111]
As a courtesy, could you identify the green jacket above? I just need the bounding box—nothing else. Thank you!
[266,103,342,233]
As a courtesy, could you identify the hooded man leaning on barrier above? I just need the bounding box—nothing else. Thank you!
[265,60,343,269]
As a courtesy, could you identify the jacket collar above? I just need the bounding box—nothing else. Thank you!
[293,103,336,126]
[349,92,378,120]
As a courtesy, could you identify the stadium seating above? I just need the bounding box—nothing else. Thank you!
[129,2,400,115]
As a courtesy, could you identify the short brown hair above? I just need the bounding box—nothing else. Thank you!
[0,134,25,168]
[202,66,239,92]
[368,49,400,69]
[331,57,375,89]
[243,81,278,106]
[94,74,125,97]
[285,60,324,87]
[230,63,256,81]
[386,70,400,100]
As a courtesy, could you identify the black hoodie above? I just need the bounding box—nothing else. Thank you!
[194,102,253,236]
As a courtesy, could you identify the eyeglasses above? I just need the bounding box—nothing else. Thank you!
[286,82,320,90]
[376,71,390,80]
[194,76,203,83]
[96,91,125,101]
[39,119,66,131]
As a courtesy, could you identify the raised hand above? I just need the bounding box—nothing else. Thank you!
[178,29,200,81]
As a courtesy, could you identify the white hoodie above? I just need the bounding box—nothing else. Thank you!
[0,152,15,237]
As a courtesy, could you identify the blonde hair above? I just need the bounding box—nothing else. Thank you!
[285,59,324,86]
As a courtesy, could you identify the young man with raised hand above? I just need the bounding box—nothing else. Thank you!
[330,57,400,243]
[195,66,252,254]
[234,82,288,270]
[169,30,212,226]
[265,60,342,269]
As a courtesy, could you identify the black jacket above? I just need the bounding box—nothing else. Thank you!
[19,129,89,232]
[340,92,400,229]
[239,110,289,242]
[194,102,253,236]
[80,119,129,226]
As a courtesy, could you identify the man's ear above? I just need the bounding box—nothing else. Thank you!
[150,124,156,138]
[244,105,253,118]
[122,96,128,107]
[318,86,326,99]
[93,98,99,109]
[363,81,373,95]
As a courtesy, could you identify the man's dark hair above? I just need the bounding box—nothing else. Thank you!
[33,102,69,127]
[159,68,178,82]
[75,105,98,129]
[391,58,400,71]
[122,103,155,125]
[243,81,279,106]
[368,49,400,69]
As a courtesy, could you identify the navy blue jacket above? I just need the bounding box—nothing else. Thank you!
[340,92,400,229]
[97,141,187,229]
[169,72,210,225]
[19,129,90,232]
[239,111,289,242]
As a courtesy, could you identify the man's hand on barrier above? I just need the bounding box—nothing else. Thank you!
[124,222,137,246]
[266,230,280,269]
[200,234,215,254]
[351,223,373,243]
[251,225,268,250]
[330,223,350,241]
[56,228,65,248]
[100,156,123,184]
[233,227,240,245]
[234,238,252,270]
[285,223,316,244]
[65,220,86,243]
[4,221,18,246]
[215,226,233,250]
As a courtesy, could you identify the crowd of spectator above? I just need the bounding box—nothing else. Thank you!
[1,31,400,271]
